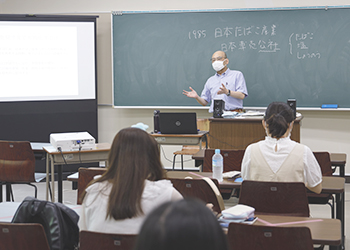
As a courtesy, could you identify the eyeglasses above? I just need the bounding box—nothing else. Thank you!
[211,56,226,62]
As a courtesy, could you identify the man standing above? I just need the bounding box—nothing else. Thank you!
[183,51,248,113]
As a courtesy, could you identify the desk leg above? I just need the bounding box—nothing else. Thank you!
[46,154,49,201]
[58,165,63,203]
[340,165,345,178]
[335,192,345,250]
[6,183,11,201]
[342,192,345,250]
[50,156,55,203]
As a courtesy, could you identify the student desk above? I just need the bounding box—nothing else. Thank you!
[330,153,347,177]
[254,214,341,247]
[208,116,302,149]
[192,150,347,177]
[151,131,208,149]
[167,171,345,250]
[43,143,110,203]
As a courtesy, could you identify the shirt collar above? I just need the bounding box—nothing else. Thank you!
[265,135,291,143]
[265,135,290,146]
[265,135,292,152]
[215,68,229,77]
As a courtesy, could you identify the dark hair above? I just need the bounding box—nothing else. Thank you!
[134,198,229,250]
[264,102,295,139]
[83,127,164,220]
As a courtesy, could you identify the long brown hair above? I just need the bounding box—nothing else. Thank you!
[84,127,164,220]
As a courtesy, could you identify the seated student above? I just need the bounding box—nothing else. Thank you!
[78,127,182,234]
[134,198,229,250]
[241,102,322,194]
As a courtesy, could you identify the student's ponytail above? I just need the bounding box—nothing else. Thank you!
[264,102,294,139]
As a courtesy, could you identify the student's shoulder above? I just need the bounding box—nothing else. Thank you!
[244,141,260,153]
[300,143,313,154]
[85,179,110,193]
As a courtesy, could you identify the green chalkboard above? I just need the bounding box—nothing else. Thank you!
[112,8,350,108]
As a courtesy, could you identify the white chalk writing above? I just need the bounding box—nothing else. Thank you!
[215,25,277,38]
[221,39,280,53]
[289,32,320,59]
[188,30,206,39]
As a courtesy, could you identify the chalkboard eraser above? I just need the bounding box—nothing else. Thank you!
[321,104,338,109]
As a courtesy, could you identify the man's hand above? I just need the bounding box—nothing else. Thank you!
[217,83,228,95]
[183,87,199,99]
[183,87,208,106]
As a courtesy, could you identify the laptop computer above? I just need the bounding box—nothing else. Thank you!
[158,112,198,134]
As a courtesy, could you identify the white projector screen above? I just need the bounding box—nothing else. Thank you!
[0,20,95,102]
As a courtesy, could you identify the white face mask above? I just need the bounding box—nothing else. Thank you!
[212,60,225,72]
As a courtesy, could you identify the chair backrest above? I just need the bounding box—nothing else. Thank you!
[0,141,35,182]
[227,223,314,250]
[77,167,107,204]
[203,148,245,172]
[0,222,50,250]
[169,177,225,214]
[238,180,310,217]
[313,151,333,176]
[79,230,137,250]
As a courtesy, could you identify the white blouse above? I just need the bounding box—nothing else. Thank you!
[78,179,182,234]
[241,136,322,188]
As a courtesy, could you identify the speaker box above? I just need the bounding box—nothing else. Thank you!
[153,110,160,133]
[287,99,296,119]
[213,100,225,118]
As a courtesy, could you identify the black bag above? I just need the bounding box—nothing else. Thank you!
[11,196,79,250]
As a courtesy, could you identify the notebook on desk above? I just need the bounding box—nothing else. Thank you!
[158,112,198,134]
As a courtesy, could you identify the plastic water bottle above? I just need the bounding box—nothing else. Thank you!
[212,149,223,182]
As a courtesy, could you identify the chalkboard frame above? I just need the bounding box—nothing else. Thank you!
[112,6,350,110]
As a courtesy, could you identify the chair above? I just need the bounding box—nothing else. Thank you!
[0,141,37,201]
[0,222,50,250]
[238,180,310,217]
[77,167,107,204]
[307,152,335,218]
[202,148,245,172]
[79,230,137,250]
[227,223,314,250]
[169,177,225,214]
[172,118,209,170]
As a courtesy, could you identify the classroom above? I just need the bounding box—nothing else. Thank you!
[0,0,349,249]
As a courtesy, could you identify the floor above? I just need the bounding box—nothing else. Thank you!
[3,181,350,249]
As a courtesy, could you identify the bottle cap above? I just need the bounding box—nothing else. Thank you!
[215,149,220,154]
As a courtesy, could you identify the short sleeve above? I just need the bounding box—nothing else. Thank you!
[303,146,322,187]
[241,145,252,180]
[235,71,248,96]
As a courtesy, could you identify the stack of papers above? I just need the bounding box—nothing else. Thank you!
[218,204,256,227]
[222,111,239,118]
[238,110,265,117]
[222,171,241,180]
[222,171,242,182]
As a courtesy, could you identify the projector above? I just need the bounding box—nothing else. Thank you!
[50,131,96,151]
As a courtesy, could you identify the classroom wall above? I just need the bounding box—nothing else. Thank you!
[1,0,350,174]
